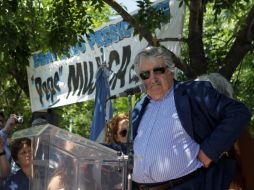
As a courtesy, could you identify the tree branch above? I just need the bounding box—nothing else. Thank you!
[188,0,206,77]
[9,67,29,98]
[158,37,187,43]
[102,0,158,46]
[220,5,254,80]
[102,0,188,74]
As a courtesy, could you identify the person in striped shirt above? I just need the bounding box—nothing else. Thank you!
[131,46,251,190]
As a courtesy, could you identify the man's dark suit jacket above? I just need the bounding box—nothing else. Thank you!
[132,80,252,189]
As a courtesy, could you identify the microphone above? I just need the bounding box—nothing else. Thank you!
[108,84,145,100]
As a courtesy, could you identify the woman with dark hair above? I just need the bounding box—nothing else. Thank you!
[3,137,31,190]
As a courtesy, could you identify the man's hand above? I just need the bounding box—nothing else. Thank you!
[198,149,212,168]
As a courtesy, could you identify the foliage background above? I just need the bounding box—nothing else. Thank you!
[0,0,253,138]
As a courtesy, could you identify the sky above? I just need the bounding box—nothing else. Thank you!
[115,0,157,13]
[115,0,138,13]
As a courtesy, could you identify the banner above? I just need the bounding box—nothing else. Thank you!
[27,0,185,112]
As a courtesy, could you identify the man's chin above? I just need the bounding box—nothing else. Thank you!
[149,93,164,100]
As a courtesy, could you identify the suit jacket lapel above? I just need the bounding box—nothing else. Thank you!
[174,81,194,139]
[132,96,150,139]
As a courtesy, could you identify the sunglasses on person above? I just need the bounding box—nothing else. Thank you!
[139,66,168,80]
[119,129,128,137]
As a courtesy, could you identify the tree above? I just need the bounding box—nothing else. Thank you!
[0,0,111,132]
[105,0,254,78]
[0,0,253,135]
[49,0,254,132]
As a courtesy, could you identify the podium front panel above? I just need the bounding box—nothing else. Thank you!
[13,124,128,190]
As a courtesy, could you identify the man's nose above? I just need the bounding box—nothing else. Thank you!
[149,71,158,81]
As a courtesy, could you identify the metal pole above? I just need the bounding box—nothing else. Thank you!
[127,95,133,190]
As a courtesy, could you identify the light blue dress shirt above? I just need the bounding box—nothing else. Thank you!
[133,88,203,183]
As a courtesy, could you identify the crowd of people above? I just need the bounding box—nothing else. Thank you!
[0,46,253,190]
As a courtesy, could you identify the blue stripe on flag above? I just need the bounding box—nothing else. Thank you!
[90,66,112,142]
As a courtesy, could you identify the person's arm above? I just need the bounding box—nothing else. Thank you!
[199,84,252,162]
[47,175,62,190]
[2,114,17,134]
[0,114,18,178]
[0,137,11,178]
